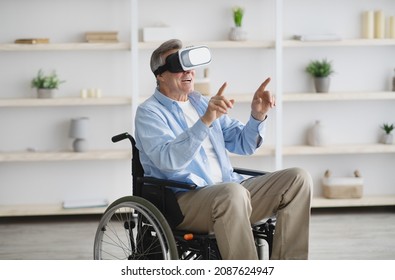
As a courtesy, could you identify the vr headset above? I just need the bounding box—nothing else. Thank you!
[154,45,211,76]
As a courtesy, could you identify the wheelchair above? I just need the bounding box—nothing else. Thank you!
[93,132,275,260]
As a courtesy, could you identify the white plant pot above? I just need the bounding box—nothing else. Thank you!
[37,89,56,98]
[314,77,330,93]
[381,133,394,144]
[229,27,247,41]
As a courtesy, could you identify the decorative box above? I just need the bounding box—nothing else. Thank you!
[322,170,363,199]
[142,27,176,42]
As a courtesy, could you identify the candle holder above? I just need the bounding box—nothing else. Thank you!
[69,117,89,152]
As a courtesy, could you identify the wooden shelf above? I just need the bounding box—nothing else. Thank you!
[0,97,132,107]
[283,144,395,155]
[283,38,395,48]
[0,149,131,162]
[2,39,392,52]
[0,204,106,217]
[312,195,395,208]
[0,42,130,51]
[230,144,395,157]
[283,91,395,102]
[138,40,275,50]
[210,92,395,104]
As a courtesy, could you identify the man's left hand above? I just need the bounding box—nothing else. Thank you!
[251,77,275,121]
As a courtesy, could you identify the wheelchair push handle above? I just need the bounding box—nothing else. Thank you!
[111,132,135,146]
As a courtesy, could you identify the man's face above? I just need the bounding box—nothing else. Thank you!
[157,49,195,99]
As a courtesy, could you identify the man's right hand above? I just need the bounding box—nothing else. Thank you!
[201,82,235,127]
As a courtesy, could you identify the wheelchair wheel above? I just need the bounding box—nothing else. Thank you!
[93,196,178,260]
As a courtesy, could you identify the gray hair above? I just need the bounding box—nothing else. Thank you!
[150,39,183,75]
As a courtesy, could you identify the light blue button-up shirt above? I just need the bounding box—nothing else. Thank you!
[135,88,267,192]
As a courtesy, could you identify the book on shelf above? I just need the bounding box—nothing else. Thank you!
[14,38,50,44]
[86,39,119,43]
[85,31,118,42]
[293,34,341,42]
[85,31,118,36]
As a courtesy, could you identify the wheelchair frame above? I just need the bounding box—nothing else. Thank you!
[93,132,275,260]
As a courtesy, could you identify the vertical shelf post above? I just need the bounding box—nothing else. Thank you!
[130,0,139,134]
[275,0,283,170]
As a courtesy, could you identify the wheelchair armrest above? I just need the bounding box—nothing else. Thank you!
[233,167,266,177]
[137,176,198,190]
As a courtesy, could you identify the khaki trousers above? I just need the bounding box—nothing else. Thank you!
[176,167,312,260]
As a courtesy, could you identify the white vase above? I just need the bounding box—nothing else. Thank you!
[37,88,55,98]
[229,27,247,41]
[72,138,88,152]
[307,120,328,146]
[381,133,394,144]
[69,117,89,152]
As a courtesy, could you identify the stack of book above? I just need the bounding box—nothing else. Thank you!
[14,38,50,44]
[85,31,118,43]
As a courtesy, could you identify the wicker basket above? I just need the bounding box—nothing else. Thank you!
[322,170,363,199]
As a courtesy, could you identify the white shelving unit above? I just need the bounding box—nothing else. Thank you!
[1,0,394,216]
[276,0,395,208]
[0,0,135,217]
[214,1,394,208]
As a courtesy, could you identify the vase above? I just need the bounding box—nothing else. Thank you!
[229,27,247,41]
[69,117,89,152]
[307,120,328,146]
[314,77,330,93]
[72,138,88,152]
[381,133,394,144]
[37,88,55,98]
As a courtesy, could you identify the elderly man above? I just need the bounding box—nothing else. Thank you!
[135,39,312,259]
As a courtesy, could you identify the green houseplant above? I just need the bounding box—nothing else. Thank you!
[31,69,65,98]
[305,59,334,93]
[233,6,244,27]
[229,6,247,41]
[380,123,394,144]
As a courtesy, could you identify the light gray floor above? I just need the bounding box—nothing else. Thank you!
[0,208,394,260]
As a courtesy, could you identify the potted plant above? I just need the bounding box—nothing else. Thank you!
[380,123,394,144]
[229,6,247,41]
[305,59,334,93]
[31,69,65,98]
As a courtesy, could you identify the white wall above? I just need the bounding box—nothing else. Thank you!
[1,0,394,207]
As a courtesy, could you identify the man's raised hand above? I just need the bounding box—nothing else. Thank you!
[201,82,235,126]
[251,77,275,121]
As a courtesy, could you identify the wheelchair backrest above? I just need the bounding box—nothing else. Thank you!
[130,137,145,197]
[111,132,145,197]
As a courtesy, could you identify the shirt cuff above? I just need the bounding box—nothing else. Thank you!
[247,115,267,146]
